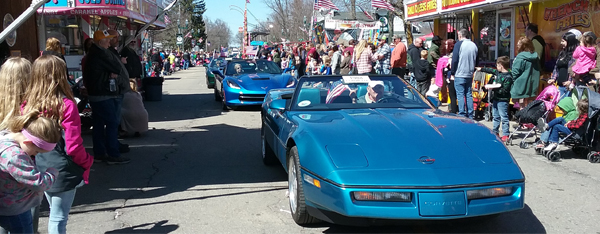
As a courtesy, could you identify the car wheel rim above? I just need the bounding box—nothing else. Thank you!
[289,161,298,214]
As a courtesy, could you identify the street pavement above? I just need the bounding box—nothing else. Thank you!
[37,66,600,233]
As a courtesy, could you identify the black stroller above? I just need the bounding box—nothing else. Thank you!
[539,86,600,163]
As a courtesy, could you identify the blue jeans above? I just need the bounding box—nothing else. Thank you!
[548,117,571,143]
[493,100,510,136]
[45,189,77,234]
[409,74,417,87]
[90,98,122,158]
[0,210,33,234]
[183,60,189,70]
[376,66,391,75]
[454,77,474,119]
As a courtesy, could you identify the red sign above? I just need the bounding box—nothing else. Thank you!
[76,0,126,8]
[406,0,437,19]
[441,0,485,10]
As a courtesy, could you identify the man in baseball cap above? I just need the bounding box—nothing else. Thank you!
[83,30,131,164]
[374,34,392,75]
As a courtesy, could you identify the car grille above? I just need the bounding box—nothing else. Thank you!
[239,94,266,102]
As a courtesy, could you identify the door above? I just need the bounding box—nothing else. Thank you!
[496,9,515,60]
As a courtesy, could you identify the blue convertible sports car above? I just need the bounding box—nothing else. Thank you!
[212,59,296,110]
[261,75,525,226]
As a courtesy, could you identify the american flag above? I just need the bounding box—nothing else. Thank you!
[164,14,171,24]
[314,0,339,10]
[372,0,395,11]
[185,32,192,38]
[326,80,349,104]
[357,5,374,20]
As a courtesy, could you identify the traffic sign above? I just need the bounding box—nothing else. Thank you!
[176,33,183,45]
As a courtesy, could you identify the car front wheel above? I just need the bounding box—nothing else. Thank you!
[214,88,221,101]
[288,146,319,225]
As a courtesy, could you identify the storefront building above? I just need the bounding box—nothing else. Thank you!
[37,0,166,75]
[405,0,600,69]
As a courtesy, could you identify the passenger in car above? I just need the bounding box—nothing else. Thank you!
[356,81,385,103]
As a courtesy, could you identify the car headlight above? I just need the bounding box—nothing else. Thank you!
[352,192,412,202]
[286,78,296,88]
[226,80,241,89]
[467,187,513,200]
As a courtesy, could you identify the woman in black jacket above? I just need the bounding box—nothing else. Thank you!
[549,32,578,99]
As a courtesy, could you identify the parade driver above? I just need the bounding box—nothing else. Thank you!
[357,81,385,103]
[234,63,243,74]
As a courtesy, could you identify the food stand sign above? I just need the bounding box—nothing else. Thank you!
[441,0,485,10]
[406,0,438,19]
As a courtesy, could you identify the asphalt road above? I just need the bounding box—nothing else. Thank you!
[37,66,600,233]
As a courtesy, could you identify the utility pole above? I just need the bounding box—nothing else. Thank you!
[243,0,248,58]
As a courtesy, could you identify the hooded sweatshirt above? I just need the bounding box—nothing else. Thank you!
[0,132,57,216]
[410,59,432,82]
[511,51,541,99]
[451,39,478,78]
[407,44,423,67]
[557,97,579,122]
[572,45,597,75]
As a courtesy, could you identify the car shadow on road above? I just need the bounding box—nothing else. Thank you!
[144,93,223,123]
[104,220,178,233]
[60,123,287,215]
[319,205,545,233]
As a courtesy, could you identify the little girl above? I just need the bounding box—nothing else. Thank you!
[0,110,62,233]
[281,56,289,70]
[572,34,597,86]
[319,55,332,75]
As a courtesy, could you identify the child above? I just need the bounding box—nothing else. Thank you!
[320,55,332,75]
[544,98,589,151]
[281,56,289,70]
[410,50,433,96]
[0,57,31,130]
[477,56,514,142]
[0,110,61,233]
[572,34,597,86]
[306,58,319,76]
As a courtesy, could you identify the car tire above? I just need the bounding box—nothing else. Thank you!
[214,88,221,101]
[288,146,319,225]
[221,88,230,111]
[261,125,278,166]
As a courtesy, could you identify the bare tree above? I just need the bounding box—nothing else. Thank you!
[263,0,313,42]
[205,18,232,51]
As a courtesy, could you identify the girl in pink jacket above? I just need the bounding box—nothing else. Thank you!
[572,34,597,85]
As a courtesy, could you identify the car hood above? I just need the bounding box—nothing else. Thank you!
[229,73,293,91]
[291,109,524,186]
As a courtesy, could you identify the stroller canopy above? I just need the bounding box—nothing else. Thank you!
[570,86,600,118]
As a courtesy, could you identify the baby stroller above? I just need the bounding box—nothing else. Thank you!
[539,86,600,163]
[472,71,492,121]
[506,85,561,148]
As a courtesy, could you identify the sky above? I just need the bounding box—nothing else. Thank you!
[203,0,272,42]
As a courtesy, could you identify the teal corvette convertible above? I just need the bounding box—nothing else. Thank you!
[261,75,525,226]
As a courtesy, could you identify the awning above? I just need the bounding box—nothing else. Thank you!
[405,0,537,22]
[37,7,166,28]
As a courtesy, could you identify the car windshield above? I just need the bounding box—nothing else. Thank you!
[225,60,282,76]
[291,76,432,110]
[210,58,225,68]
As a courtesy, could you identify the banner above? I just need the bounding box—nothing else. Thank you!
[441,0,485,10]
[323,19,379,30]
[406,0,437,19]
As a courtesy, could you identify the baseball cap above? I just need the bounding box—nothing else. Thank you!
[93,30,116,42]
[378,35,387,41]
[368,80,384,88]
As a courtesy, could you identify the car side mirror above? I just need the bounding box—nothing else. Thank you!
[427,96,440,109]
[269,99,286,111]
[211,70,223,77]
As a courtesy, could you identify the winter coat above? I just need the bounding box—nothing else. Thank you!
[83,44,125,97]
[407,44,423,67]
[340,56,351,75]
[572,46,597,75]
[120,47,143,78]
[481,68,513,102]
[427,43,440,68]
[557,97,580,122]
[410,59,432,82]
[511,51,541,99]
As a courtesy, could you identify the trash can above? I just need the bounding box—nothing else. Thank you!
[143,77,164,101]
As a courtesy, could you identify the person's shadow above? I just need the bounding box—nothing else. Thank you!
[105,220,178,234]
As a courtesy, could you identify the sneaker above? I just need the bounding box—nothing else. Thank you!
[105,156,131,165]
[544,143,558,151]
[501,136,510,142]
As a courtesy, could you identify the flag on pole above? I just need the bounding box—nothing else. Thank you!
[326,80,349,103]
[372,0,395,11]
[164,14,171,24]
[357,6,374,20]
[185,32,192,38]
[314,0,339,10]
